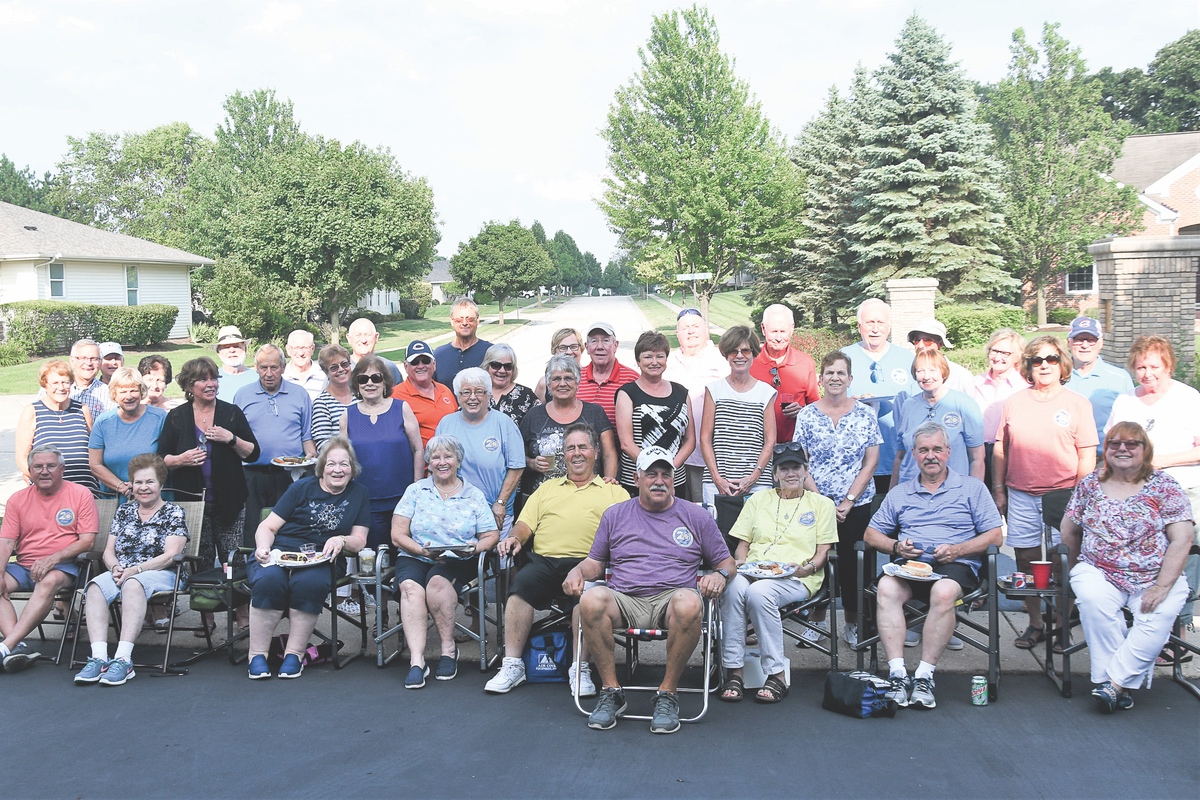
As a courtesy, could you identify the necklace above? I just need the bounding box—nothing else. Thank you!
[359,398,388,424]
[435,479,462,499]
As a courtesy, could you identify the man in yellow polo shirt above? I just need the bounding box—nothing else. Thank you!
[485,422,627,697]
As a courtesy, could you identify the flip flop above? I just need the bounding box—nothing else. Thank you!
[1014,625,1046,650]
[719,675,745,702]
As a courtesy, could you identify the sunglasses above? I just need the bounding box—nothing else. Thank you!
[487,361,514,371]
[409,357,432,366]
[677,308,703,320]
[1106,439,1144,451]
[328,360,352,373]
[1029,354,1061,366]
[772,441,807,463]
[769,366,781,388]
[355,374,385,385]
[870,361,882,383]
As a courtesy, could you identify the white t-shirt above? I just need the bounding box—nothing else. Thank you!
[1106,380,1200,489]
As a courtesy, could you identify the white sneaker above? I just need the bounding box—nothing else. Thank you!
[337,599,362,616]
[569,661,597,697]
[799,621,828,646]
[904,629,920,647]
[842,624,858,648]
[484,657,526,694]
[947,635,964,651]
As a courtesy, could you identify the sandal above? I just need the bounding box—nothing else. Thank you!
[1156,647,1194,667]
[1052,633,1068,655]
[1014,625,1045,650]
[719,675,745,702]
[755,674,788,704]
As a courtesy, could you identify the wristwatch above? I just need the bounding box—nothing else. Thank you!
[844,491,857,503]
[716,568,731,582]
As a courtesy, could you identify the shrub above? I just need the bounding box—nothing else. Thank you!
[92,304,178,346]
[790,327,858,362]
[397,298,420,320]
[196,258,319,344]
[1047,307,1080,325]
[0,340,29,367]
[0,300,178,355]
[405,282,433,318]
[189,323,219,344]
[936,303,1026,349]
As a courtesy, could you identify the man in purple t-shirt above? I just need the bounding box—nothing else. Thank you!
[564,446,734,735]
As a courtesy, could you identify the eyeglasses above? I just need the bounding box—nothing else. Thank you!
[355,374,385,385]
[554,343,581,354]
[870,361,882,383]
[409,357,432,366]
[769,366,781,388]
[487,362,514,371]
[730,347,754,357]
[1106,439,1144,451]
[459,388,489,398]
[677,308,703,320]
[451,317,478,325]
[328,360,351,373]
[1029,354,1061,366]
[988,349,1013,358]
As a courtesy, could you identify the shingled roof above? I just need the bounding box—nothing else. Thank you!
[0,201,214,265]
[424,258,452,284]
[1110,131,1200,191]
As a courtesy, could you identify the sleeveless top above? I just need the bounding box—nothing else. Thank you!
[616,380,690,487]
[33,399,99,492]
[346,400,415,511]
[703,377,776,490]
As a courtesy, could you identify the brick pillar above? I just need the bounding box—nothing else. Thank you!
[1089,236,1200,379]
[885,278,939,346]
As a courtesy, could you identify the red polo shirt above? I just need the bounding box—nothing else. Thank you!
[577,361,640,426]
[750,347,819,441]
[392,379,458,445]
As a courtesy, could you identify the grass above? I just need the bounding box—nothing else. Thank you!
[704,289,755,330]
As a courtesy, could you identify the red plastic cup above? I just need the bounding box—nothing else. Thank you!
[1031,561,1051,589]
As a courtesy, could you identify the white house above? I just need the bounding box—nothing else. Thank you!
[356,258,455,314]
[0,201,212,339]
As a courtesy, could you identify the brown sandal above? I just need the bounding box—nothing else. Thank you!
[755,675,789,703]
[1014,625,1045,650]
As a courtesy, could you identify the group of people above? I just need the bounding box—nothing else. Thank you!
[2,296,1196,727]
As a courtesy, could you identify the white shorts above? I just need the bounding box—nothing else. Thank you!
[1005,488,1060,549]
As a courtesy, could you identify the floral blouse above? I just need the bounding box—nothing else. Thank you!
[1065,470,1192,594]
[793,401,883,507]
[491,384,540,427]
[394,478,496,563]
[110,501,188,569]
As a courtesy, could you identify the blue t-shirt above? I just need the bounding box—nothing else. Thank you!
[88,406,168,482]
[270,476,371,551]
[1066,357,1134,451]
[435,411,526,516]
[217,369,258,404]
[844,342,914,477]
[894,389,983,484]
[434,339,492,388]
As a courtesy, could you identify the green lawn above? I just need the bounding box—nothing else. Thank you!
[704,289,755,330]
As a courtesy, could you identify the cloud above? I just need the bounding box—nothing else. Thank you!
[0,2,40,32]
[164,49,200,78]
[532,171,605,204]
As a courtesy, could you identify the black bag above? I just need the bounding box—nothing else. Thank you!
[523,632,571,683]
[822,670,898,718]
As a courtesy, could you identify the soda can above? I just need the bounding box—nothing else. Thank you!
[1012,572,1027,589]
[971,676,988,706]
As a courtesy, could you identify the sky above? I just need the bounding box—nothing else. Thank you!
[1,0,1196,264]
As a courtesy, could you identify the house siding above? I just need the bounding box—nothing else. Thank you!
[0,259,39,303]
[138,263,192,338]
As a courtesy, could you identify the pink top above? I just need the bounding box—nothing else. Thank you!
[973,368,1029,443]
[0,481,98,567]
[997,389,1098,494]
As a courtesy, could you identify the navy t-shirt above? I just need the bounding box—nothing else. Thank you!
[270,476,371,550]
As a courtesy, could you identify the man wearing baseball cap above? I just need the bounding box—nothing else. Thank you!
[564,445,734,735]
[98,342,124,385]
[906,317,973,395]
[1064,316,1133,449]
[392,340,457,445]
[577,321,639,427]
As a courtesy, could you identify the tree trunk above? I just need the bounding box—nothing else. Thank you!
[1036,285,1047,326]
[497,296,505,325]
[698,286,713,324]
[329,305,341,345]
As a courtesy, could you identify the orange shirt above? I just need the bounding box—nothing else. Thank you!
[392,380,457,445]
[0,481,98,567]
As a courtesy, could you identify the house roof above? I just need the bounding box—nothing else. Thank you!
[0,201,215,265]
[424,258,452,284]
[1110,131,1200,191]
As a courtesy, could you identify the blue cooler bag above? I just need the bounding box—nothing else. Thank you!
[523,631,571,683]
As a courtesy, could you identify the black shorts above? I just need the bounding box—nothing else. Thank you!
[903,561,979,604]
[393,556,479,594]
[509,552,582,610]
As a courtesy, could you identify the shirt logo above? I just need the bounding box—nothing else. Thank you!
[1053,410,1071,427]
[671,527,694,548]
[891,369,910,385]
[56,508,75,526]
[942,412,962,428]
[799,511,816,526]
[483,436,500,452]
[441,396,453,405]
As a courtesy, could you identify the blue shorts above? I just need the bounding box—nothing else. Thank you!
[5,561,80,592]
[89,569,179,603]
[245,560,334,615]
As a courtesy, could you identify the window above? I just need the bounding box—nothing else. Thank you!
[49,263,64,297]
[126,264,139,306]
[1066,266,1095,294]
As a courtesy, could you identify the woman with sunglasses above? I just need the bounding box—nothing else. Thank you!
[340,355,424,550]
[993,335,1097,651]
[534,328,583,403]
[483,343,539,426]
[1061,422,1193,712]
[311,344,355,452]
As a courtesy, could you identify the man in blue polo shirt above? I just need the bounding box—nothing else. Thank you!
[434,298,492,388]
[864,421,1002,710]
[235,344,316,541]
[1065,317,1133,451]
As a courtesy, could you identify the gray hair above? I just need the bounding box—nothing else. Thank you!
[762,303,794,327]
[254,343,285,367]
[856,298,891,325]
[287,330,315,347]
[912,421,951,449]
[70,338,99,356]
[544,353,581,386]
[563,422,598,450]
[424,434,465,467]
[28,443,64,468]
[483,343,517,378]
[453,367,492,396]
[451,298,480,317]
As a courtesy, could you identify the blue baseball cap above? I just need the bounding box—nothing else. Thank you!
[405,340,434,363]
[1068,317,1102,339]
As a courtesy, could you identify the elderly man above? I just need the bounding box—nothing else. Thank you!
[283,329,327,400]
[234,344,316,539]
[1064,317,1133,450]
[67,338,116,417]
[864,422,1002,709]
[214,325,259,403]
[434,298,493,387]
[664,308,729,502]
[905,318,973,394]
[576,322,639,427]
[566,446,734,734]
[750,304,819,442]
[845,299,914,496]
[347,317,403,385]
[0,445,98,673]
[392,340,457,445]
[98,342,124,385]
[485,423,629,696]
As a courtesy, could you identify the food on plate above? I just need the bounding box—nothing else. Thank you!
[902,560,933,578]
[276,551,318,565]
[274,455,309,465]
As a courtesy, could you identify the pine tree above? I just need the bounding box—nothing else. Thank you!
[848,15,1014,301]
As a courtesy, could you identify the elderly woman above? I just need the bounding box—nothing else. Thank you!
[391,435,499,688]
[1062,422,1193,712]
[73,454,187,687]
[311,344,354,451]
[615,331,695,497]
[892,349,984,488]
[246,437,370,680]
[88,368,168,499]
[436,367,525,535]
[484,343,539,426]
[719,443,836,703]
[700,326,777,508]
[972,328,1029,488]
[534,327,583,403]
[993,335,1097,650]
[16,360,97,492]
[792,351,882,647]
[1107,335,1200,660]
[138,355,182,411]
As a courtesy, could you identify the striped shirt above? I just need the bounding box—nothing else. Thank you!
[311,390,352,452]
[32,399,100,492]
[703,377,776,490]
[577,362,639,427]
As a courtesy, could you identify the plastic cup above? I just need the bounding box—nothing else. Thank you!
[1031,561,1051,589]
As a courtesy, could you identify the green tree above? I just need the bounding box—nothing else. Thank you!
[1091,66,1153,129]
[546,230,582,293]
[848,15,1013,301]
[450,220,553,323]
[0,154,52,212]
[984,23,1143,324]
[1144,30,1200,132]
[578,251,602,292]
[599,5,804,320]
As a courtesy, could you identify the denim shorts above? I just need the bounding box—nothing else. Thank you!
[5,561,80,592]
[89,568,179,603]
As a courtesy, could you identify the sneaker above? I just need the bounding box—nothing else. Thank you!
[650,690,682,734]
[799,622,829,646]
[947,635,965,651]
[435,649,459,681]
[569,662,597,697]
[910,676,936,708]
[99,657,135,686]
[1,643,41,673]
[484,658,527,694]
[885,675,913,707]
[405,664,430,689]
[337,598,362,616]
[1092,681,1134,713]
[587,687,627,730]
[248,654,272,680]
[842,624,859,649]
[904,629,920,647]
[74,657,109,685]
[278,653,304,679]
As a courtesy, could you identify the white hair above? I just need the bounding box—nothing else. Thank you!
[856,298,891,325]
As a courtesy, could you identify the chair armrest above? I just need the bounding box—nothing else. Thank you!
[77,552,106,564]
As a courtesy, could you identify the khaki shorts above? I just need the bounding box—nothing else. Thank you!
[611,587,699,630]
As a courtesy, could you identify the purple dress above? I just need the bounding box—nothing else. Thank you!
[346,400,415,547]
